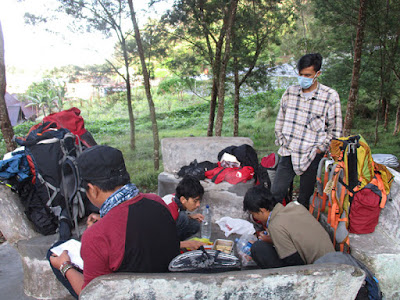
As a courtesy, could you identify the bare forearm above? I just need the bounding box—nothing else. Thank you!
[65,268,84,296]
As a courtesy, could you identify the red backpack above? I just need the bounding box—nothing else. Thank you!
[348,185,382,234]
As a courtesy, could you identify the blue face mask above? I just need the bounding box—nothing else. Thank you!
[297,76,315,89]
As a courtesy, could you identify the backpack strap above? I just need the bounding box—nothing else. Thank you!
[309,156,332,220]
[61,157,85,238]
[330,164,350,252]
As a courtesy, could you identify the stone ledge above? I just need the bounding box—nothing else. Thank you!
[161,137,254,173]
[80,264,365,300]
[17,235,74,299]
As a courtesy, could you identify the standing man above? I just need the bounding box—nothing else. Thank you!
[272,53,342,208]
[48,145,180,298]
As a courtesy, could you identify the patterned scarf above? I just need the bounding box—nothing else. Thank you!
[99,183,139,218]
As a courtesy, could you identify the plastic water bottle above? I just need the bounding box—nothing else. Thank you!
[201,205,212,239]
[235,234,257,267]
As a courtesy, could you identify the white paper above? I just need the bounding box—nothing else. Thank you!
[51,239,84,270]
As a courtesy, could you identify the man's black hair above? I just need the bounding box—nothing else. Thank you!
[176,175,204,200]
[83,173,131,192]
[243,185,277,212]
[297,53,323,72]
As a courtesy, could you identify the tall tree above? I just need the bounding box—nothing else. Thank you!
[230,0,292,136]
[128,0,160,170]
[56,0,137,149]
[163,0,241,136]
[343,0,368,136]
[0,21,16,152]
[366,0,400,141]
[214,0,238,136]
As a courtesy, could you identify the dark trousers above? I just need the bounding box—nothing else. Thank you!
[46,240,81,299]
[271,153,324,209]
[250,241,285,269]
[176,211,201,241]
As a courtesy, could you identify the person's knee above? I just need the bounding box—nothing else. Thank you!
[251,241,284,269]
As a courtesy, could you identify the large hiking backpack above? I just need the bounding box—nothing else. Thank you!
[15,120,96,238]
[42,107,96,147]
[316,135,394,251]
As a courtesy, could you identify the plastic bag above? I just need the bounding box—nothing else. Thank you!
[216,217,255,237]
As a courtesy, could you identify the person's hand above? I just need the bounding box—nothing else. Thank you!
[86,213,100,228]
[189,213,204,222]
[49,250,71,269]
[316,148,323,154]
[180,240,207,250]
[258,231,272,243]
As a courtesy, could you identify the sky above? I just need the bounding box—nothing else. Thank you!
[0,0,172,73]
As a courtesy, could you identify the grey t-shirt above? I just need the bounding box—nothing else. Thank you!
[269,202,335,264]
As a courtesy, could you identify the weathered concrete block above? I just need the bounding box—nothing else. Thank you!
[0,185,73,299]
[80,264,365,300]
[17,235,74,299]
[158,137,256,221]
[161,137,253,173]
[0,185,39,244]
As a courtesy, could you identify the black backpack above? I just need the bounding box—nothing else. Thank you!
[15,122,98,238]
[177,160,217,180]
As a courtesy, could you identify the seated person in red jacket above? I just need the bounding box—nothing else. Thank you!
[48,145,180,299]
[162,175,207,250]
[243,185,334,269]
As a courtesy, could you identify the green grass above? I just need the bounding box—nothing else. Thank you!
[2,88,400,193]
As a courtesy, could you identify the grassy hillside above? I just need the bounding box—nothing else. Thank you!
[2,89,400,192]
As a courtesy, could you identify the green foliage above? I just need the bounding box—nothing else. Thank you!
[25,79,67,116]
[157,77,195,95]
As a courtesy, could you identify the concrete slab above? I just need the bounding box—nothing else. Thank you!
[80,264,365,300]
[0,242,36,300]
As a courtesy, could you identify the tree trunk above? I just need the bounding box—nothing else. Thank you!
[121,36,136,150]
[214,0,238,136]
[128,0,160,170]
[207,78,218,136]
[383,97,389,131]
[0,21,16,152]
[233,57,240,137]
[206,1,230,137]
[394,99,400,135]
[343,0,368,136]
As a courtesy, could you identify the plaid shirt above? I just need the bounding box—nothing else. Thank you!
[275,83,342,175]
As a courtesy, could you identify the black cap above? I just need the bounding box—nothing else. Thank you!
[77,145,128,181]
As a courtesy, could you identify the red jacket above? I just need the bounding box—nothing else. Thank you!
[205,162,254,184]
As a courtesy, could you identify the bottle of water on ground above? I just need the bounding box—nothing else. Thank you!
[201,205,212,240]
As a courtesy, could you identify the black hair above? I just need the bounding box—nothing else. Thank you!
[175,175,204,200]
[83,172,130,192]
[297,53,323,72]
[243,185,277,212]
